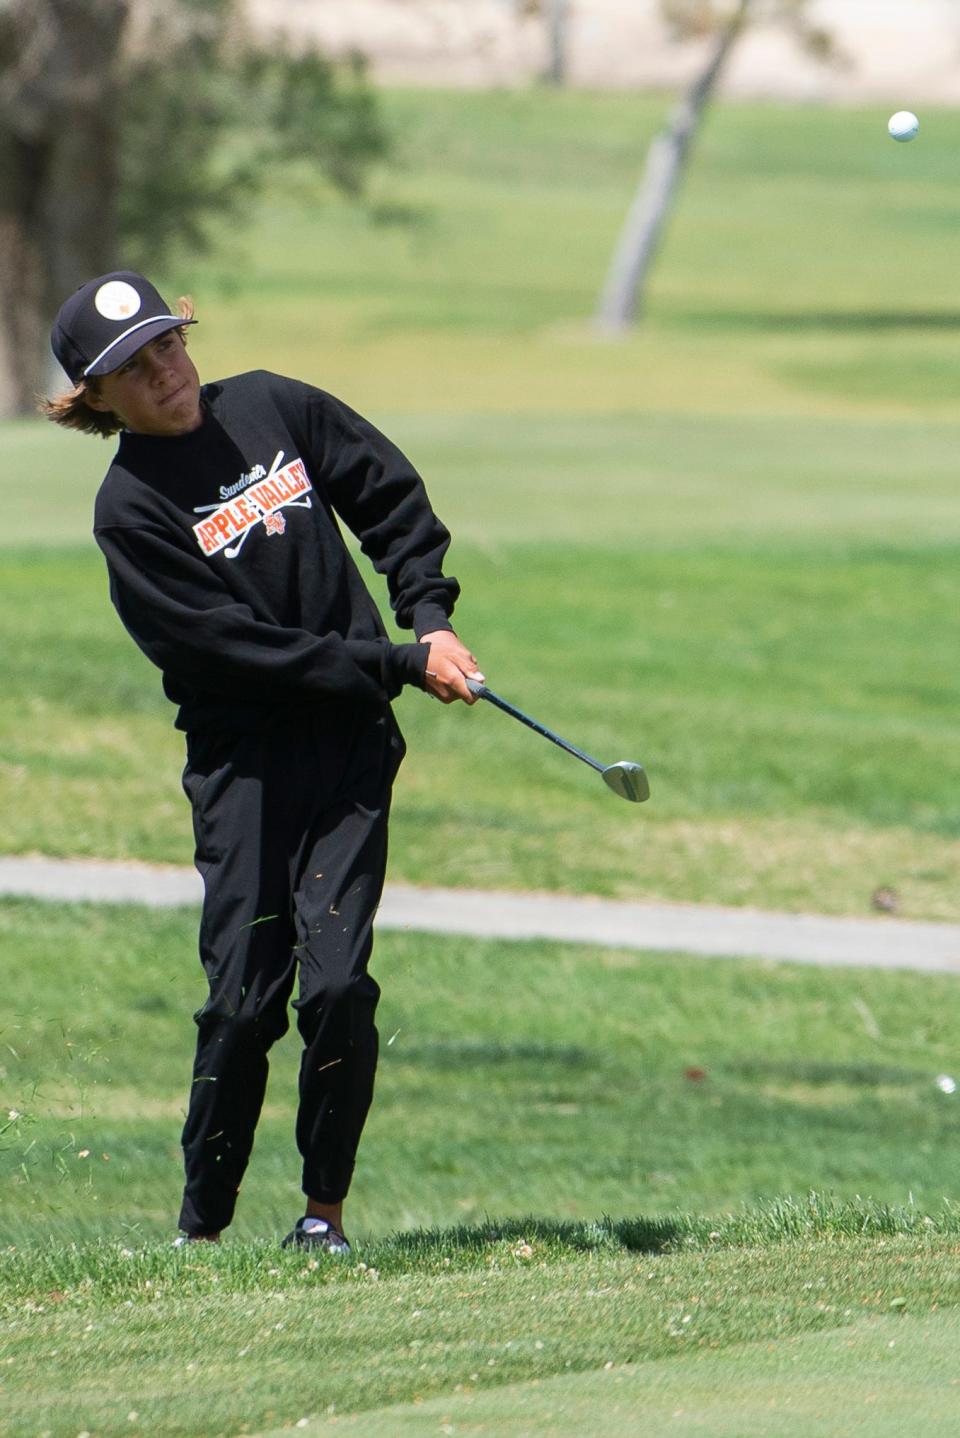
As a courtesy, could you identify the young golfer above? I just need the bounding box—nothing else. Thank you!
[44,271,483,1251]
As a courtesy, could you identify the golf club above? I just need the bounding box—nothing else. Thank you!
[465,679,650,803]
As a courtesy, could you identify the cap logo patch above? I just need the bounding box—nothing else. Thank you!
[94,280,142,322]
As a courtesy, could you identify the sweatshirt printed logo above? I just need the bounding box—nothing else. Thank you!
[192,452,311,559]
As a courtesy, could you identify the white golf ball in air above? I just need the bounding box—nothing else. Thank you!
[888,111,919,143]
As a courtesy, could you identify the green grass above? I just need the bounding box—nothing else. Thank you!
[175,91,960,419]
[286,1307,960,1437]
[2,536,959,915]
[5,895,960,1434]
[6,90,960,918]
[6,897,960,1240]
[4,1230,960,1437]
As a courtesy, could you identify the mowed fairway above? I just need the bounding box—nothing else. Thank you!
[288,1311,960,1438]
[2,92,960,916]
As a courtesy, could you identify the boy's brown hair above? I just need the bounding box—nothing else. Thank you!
[40,297,196,437]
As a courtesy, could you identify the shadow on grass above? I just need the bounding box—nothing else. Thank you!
[673,308,960,334]
[389,1039,599,1071]
[726,1059,931,1088]
[381,1193,960,1269]
[386,1214,689,1258]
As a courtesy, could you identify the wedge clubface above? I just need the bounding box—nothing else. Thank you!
[465,680,650,803]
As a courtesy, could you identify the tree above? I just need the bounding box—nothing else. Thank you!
[0,0,127,415]
[0,0,388,417]
[516,0,573,85]
[595,0,840,334]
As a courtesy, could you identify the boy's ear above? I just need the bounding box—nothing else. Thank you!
[83,385,112,414]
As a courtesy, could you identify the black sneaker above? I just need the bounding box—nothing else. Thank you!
[281,1217,351,1254]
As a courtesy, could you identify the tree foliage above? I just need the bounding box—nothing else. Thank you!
[661,0,835,58]
[0,0,389,415]
[119,2,387,273]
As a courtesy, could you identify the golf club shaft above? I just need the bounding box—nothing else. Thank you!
[465,680,604,774]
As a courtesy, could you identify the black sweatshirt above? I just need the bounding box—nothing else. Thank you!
[93,371,460,732]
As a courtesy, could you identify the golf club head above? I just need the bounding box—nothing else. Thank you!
[602,761,650,803]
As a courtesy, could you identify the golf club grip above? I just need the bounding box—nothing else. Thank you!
[466,680,604,774]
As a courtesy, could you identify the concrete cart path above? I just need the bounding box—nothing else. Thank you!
[3,854,960,975]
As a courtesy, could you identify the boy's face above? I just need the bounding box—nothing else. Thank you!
[87,331,202,436]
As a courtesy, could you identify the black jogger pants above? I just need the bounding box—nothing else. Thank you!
[177,708,404,1236]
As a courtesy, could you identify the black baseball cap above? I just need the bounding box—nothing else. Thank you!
[51,271,197,384]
